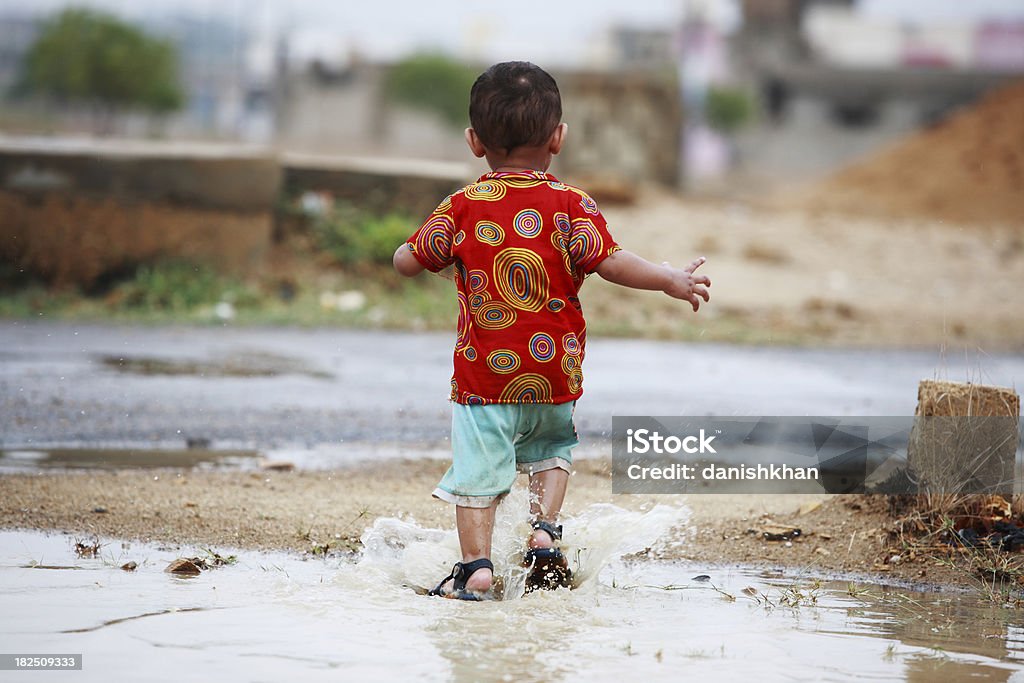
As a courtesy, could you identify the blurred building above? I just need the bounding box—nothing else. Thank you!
[735,0,1024,125]
[0,14,38,95]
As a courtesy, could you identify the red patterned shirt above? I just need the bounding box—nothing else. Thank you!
[406,170,620,405]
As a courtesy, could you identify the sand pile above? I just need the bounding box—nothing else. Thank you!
[807,80,1024,226]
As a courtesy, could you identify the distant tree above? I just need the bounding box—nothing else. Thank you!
[705,86,754,134]
[20,9,183,130]
[383,53,477,128]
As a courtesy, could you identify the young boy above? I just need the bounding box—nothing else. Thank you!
[393,61,710,600]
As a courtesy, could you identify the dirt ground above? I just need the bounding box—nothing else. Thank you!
[0,458,976,590]
[590,192,1024,350]
[800,80,1024,227]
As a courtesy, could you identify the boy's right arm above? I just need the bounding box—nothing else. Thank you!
[393,243,426,277]
[594,250,711,312]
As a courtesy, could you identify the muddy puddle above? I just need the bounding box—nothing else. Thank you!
[98,352,333,379]
[2,490,1023,682]
[0,442,455,473]
[0,447,262,472]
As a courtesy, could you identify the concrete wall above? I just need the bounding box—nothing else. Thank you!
[555,70,683,187]
[281,153,468,218]
[0,138,279,287]
[276,64,684,188]
[0,137,476,288]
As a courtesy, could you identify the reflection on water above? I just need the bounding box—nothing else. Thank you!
[1,494,1023,683]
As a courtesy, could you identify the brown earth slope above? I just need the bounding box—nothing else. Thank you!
[806,80,1024,226]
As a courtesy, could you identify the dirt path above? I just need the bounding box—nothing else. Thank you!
[0,460,967,589]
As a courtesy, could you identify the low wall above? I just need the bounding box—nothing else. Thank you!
[282,153,468,218]
[0,138,279,287]
[0,138,471,288]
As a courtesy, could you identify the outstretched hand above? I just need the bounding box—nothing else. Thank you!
[662,257,711,312]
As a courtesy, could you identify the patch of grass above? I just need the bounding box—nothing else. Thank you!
[111,261,261,313]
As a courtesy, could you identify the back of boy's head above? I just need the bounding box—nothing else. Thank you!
[469,62,562,153]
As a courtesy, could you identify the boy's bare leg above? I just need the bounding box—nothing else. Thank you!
[454,501,497,591]
[528,467,569,549]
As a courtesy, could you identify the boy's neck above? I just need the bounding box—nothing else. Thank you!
[491,166,548,174]
[486,147,552,175]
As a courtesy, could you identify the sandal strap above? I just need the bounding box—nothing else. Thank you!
[531,519,563,541]
[452,558,493,591]
[429,558,494,595]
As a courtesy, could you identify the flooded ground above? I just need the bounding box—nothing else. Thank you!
[4,323,1024,680]
[3,492,1023,682]
[4,321,1024,449]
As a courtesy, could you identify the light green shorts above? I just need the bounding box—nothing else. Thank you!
[432,402,578,508]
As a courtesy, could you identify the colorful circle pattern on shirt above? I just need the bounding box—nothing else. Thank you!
[529,332,555,362]
[568,218,603,268]
[475,221,504,246]
[494,248,549,312]
[486,349,521,374]
[513,209,543,238]
[412,214,455,271]
[404,171,619,404]
[499,373,553,402]
[455,292,470,350]
[554,212,571,235]
[465,180,507,201]
[467,269,489,293]
[475,300,517,330]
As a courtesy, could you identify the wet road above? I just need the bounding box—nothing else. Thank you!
[2,321,1022,449]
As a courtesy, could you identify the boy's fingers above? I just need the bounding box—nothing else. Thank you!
[694,275,711,287]
[694,285,710,302]
[684,257,706,274]
[687,294,699,312]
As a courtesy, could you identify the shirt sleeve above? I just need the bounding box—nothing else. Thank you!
[405,197,457,273]
[568,189,621,274]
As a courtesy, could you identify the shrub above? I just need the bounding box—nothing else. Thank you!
[311,202,415,267]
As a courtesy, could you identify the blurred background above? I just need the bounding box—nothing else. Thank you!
[1,0,1022,349]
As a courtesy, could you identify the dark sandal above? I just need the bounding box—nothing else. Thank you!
[428,558,494,601]
[524,520,572,592]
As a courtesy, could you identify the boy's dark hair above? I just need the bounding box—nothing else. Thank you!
[469,62,561,153]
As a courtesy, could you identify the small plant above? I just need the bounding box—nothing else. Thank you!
[73,536,102,558]
[200,548,237,567]
[310,202,416,268]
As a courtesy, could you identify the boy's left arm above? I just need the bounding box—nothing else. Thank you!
[595,250,711,312]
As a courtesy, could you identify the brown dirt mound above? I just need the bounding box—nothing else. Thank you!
[807,80,1024,226]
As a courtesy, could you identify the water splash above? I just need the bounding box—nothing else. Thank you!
[356,486,692,600]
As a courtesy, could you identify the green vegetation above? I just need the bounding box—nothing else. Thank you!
[705,86,754,134]
[19,8,183,116]
[112,261,260,313]
[383,53,477,128]
[310,202,416,267]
